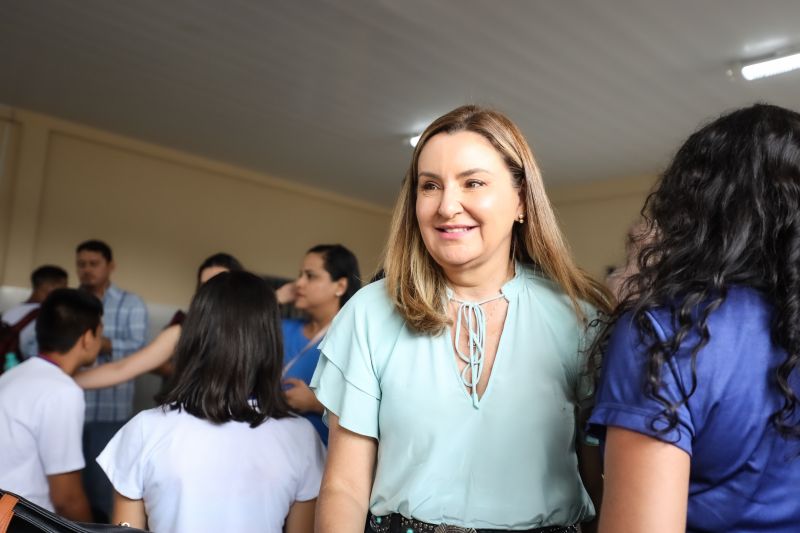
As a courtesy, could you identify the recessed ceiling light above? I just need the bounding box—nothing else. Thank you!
[741,51,800,81]
[409,134,422,148]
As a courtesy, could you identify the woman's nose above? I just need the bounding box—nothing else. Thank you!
[437,185,463,219]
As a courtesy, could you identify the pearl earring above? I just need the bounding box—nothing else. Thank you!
[517,213,525,224]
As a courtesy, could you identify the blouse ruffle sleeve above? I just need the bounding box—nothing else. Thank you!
[310,286,385,440]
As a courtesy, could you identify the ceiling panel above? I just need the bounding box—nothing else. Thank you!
[1,0,798,205]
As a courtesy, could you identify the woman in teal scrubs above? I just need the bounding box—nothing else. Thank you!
[311,105,613,532]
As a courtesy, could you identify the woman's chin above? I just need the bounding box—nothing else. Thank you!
[431,252,480,271]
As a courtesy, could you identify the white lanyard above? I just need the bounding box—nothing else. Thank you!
[282,325,328,378]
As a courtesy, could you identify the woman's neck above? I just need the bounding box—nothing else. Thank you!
[444,256,516,302]
[304,303,339,338]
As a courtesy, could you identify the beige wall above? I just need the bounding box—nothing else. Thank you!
[0,107,391,307]
[548,174,657,281]
[0,105,658,305]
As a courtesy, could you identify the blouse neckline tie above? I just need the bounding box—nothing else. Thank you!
[450,292,506,408]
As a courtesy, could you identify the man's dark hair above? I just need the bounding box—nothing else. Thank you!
[76,240,113,262]
[36,288,103,353]
[159,271,291,426]
[31,265,68,289]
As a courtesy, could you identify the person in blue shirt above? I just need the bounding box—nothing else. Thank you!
[311,105,613,533]
[76,239,148,522]
[588,104,800,532]
[276,244,361,446]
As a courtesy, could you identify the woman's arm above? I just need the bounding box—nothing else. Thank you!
[285,499,316,533]
[75,325,181,389]
[111,490,147,529]
[316,414,377,533]
[599,426,690,533]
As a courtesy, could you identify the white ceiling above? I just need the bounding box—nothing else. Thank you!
[1,1,799,206]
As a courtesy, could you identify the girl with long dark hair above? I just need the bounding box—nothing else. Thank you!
[96,271,325,533]
[589,104,800,532]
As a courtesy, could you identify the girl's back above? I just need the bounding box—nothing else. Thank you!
[99,408,324,533]
[98,271,322,532]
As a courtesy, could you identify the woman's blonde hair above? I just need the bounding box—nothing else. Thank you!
[384,105,612,334]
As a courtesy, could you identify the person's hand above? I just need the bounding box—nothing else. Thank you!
[284,378,323,414]
[275,281,297,305]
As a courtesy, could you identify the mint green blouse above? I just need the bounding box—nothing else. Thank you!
[310,265,596,529]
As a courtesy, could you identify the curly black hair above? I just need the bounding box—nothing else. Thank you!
[591,103,800,440]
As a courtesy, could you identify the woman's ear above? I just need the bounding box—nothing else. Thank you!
[335,278,348,298]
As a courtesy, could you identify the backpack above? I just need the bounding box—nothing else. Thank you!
[0,307,40,373]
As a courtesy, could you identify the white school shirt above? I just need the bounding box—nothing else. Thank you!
[97,408,325,533]
[0,357,86,510]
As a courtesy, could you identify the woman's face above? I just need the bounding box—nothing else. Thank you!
[294,252,344,311]
[415,131,522,274]
[199,265,229,285]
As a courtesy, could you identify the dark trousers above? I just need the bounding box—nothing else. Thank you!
[82,421,125,523]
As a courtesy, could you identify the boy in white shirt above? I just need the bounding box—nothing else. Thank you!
[1,265,68,361]
[0,288,103,521]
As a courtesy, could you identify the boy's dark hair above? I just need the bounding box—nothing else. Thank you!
[307,244,361,307]
[36,289,103,353]
[75,240,113,262]
[31,265,68,289]
[159,271,291,426]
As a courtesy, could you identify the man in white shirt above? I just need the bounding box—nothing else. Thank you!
[0,288,103,521]
[1,265,68,361]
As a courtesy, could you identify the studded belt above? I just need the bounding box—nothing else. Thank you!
[367,513,579,533]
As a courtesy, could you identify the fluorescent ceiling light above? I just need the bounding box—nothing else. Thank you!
[409,134,422,147]
[741,51,800,81]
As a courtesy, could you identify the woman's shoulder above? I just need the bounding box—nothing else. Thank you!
[330,280,402,328]
[346,279,394,308]
[321,280,406,369]
[517,264,596,322]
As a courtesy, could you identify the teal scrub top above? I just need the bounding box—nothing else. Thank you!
[310,264,596,529]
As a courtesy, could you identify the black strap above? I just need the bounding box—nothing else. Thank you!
[3,307,40,335]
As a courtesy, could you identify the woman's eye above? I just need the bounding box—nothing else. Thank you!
[419,181,440,191]
[465,180,485,189]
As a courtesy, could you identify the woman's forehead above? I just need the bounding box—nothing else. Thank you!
[417,131,505,174]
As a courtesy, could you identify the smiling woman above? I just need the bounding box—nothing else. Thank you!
[310,104,613,533]
[415,130,523,279]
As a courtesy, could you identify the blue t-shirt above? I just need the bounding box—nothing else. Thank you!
[282,319,328,445]
[589,287,800,532]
